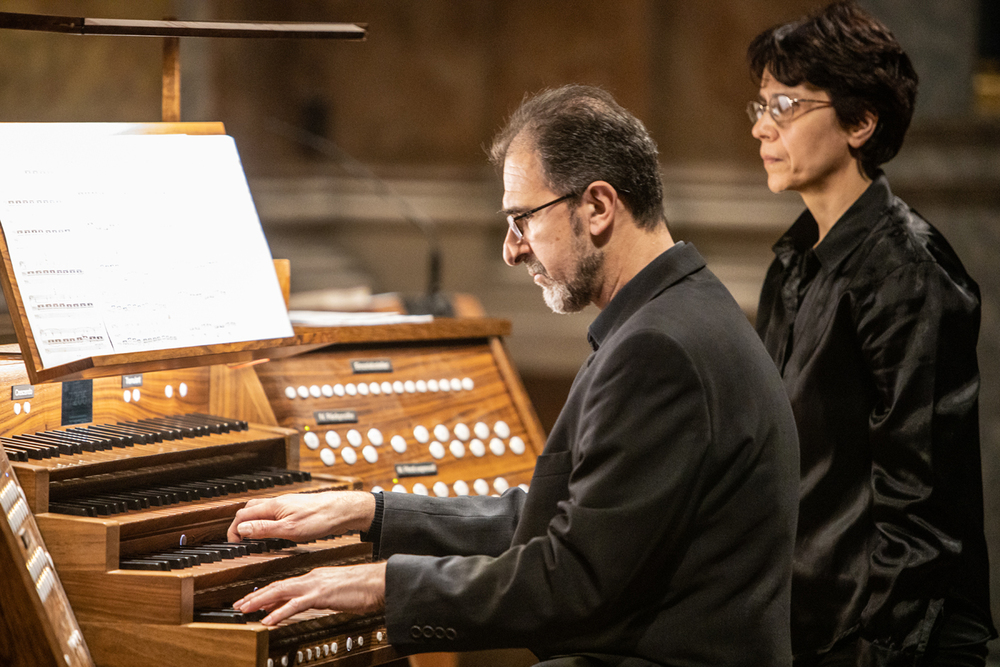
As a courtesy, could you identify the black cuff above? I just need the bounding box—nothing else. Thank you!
[360,491,384,559]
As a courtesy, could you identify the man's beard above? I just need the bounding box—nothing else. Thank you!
[526,244,604,315]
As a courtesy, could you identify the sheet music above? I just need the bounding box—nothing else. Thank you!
[289,310,433,327]
[0,132,293,368]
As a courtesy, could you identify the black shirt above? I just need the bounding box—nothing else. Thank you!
[756,174,995,663]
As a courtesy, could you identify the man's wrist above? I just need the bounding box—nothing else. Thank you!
[360,491,385,558]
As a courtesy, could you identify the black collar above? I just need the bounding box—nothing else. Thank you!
[772,173,893,272]
[587,241,705,351]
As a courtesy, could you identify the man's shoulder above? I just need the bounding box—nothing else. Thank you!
[628,266,749,338]
[597,265,767,377]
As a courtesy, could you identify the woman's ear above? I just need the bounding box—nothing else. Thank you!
[848,111,878,149]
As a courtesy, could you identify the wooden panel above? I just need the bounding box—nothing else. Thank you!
[0,362,211,441]
[80,620,262,667]
[209,364,280,427]
[292,318,511,346]
[32,515,118,571]
[58,570,192,624]
[0,446,94,667]
[81,616,398,667]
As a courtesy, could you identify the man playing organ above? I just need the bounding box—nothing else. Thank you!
[229,84,802,667]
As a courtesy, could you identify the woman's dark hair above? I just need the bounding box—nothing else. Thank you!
[489,84,665,231]
[747,1,918,179]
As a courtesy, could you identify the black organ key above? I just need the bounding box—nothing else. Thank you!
[46,468,312,516]
[189,413,248,432]
[263,538,297,550]
[100,494,149,511]
[146,489,182,504]
[81,425,142,446]
[112,490,161,507]
[133,553,197,569]
[119,559,171,571]
[172,549,222,563]
[54,499,110,516]
[12,433,76,456]
[173,481,225,498]
[118,421,179,441]
[47,502,95,517]
[111,422,163,443]
[64,427,127,448]
[47,429,105,452]
[0,437,48,460]
[82,496,129,514]
[199,543,248,558]
[157,486,200,502]
[1,446,27,462]
[204,478,249,494]
[165,415,223,434]
[194,608,266,624]
[236,540,268,553]
[41,429,107,452]
[87,424,146,447]
[54,428,116,450]
[137,418,199,438]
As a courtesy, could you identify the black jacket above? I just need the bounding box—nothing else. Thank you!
[756,174,996,664]
[375,242,800,666]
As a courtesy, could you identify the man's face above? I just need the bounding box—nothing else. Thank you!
[501,144,603,314]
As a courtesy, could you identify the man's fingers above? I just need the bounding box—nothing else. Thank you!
[241,518,289,540]
[262,597,308,626]
[227,499,279,541]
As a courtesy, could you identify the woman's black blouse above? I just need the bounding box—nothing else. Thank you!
[756,174,995,663]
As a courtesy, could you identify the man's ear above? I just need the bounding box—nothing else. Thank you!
[848,111,878,149]
[582,181,617,237]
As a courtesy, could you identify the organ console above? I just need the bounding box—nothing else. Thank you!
[0,314,545,667]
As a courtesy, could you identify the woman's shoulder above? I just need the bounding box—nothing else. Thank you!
[846,197,980,315]
[855,197,975,288]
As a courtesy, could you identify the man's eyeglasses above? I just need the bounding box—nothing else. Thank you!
[747,94,833,125]
[505,193,574,242]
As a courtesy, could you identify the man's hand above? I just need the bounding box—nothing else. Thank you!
[233,562,387,626]
[226,490,375,543]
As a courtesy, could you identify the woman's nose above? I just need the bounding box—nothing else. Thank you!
[751,113,777,141]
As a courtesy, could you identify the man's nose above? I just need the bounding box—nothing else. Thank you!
[503,228,528,266]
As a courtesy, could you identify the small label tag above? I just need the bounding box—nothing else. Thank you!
[395,462,438,478]
[62,380,93,426]
[314,410,358,425]
[122,374,143,388]
[351,359,393,374]
[11,385,34,400]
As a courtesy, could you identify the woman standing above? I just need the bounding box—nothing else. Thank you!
[748,2,995,665]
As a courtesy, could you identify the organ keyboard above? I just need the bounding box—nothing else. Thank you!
[1,357,403,667]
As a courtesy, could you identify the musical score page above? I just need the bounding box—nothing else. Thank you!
[0,131,293,368]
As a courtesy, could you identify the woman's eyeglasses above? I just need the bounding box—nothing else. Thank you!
[747,94,833,125]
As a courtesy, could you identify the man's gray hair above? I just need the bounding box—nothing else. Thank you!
[489,84,666,231]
